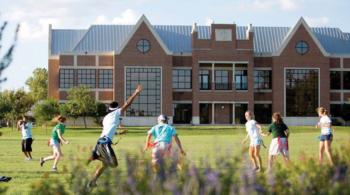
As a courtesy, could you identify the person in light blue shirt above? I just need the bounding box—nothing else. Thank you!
[17,116,34,161]
[144,115,185,167]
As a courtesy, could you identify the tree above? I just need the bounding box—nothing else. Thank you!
[67,86,96,128]
[0,89,34,130]
[0,21,19,84]
[59,102,80,127]
[32,99,60,134]
[94,102,108,126]
[26,68,48,102]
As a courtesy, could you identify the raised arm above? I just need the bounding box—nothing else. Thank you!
[120,85,142,113]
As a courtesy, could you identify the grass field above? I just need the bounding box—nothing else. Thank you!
[0,125,349,194]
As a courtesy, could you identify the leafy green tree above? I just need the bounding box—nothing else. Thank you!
[67,86,96,128]
[32,99,60,134]
[59,102,80,127]
[26,68,48,102]
[1,89,34,130]
[94,102,108,126]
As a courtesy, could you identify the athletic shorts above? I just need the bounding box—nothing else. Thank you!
[91,137,118,167]
[152,142,171,164]
[250,138,262,147]
[21,138,33,152]
[269,137,289,157]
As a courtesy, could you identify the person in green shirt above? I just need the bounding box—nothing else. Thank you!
[40,116,69,172]
[263,112,290,171]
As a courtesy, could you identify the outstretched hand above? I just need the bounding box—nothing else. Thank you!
[135,84,142,94]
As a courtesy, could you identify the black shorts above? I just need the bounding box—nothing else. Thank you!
[21,138,33,152]
[91,137,118,167]
[320,134,333,142]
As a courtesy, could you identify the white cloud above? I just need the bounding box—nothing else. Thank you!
[304,16,330,27]
[93,9,139,25]
[237,0,300,11]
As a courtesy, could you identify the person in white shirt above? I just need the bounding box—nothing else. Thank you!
[316,107,334,166]
[87,84,142,188]
[17,116,33,161]
[241,111,265,172]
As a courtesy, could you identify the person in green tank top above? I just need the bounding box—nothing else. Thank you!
[40,116,69,172]
[263,112,290,171]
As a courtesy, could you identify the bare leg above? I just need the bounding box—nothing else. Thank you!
[23,152,29,158]
[52,147,62,169]
[319,142,325,165]
[254,145,262,170]
[91,164,106,184]
[28,152,32,159]
[249,146,257,169]
[268,155,275,171]
[324,140,334,166]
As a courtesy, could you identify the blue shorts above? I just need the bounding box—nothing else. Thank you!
[319,134,333,142]
[250,139,262,147]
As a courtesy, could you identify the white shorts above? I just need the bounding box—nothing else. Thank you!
[269,137,289,157]
[49,138,61,152]
[151,142,171,164]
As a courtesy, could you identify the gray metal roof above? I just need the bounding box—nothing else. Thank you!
[50,24,350,56]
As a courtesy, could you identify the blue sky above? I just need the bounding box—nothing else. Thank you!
[1,0,350,90]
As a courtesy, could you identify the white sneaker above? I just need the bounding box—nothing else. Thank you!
[51,167,58,172]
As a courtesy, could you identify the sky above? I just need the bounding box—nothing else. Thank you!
[1,0,350,90]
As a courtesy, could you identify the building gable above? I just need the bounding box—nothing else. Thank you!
[117,15,172,55]
[273,18,329,57]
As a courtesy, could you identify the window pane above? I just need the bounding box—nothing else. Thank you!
[286,69,319,116]
[126,68,161,116]
[59,69,75,88]
[344,72,350,89]
[77,69,96,88]
[172,69,192,89]
[254,70,271,89]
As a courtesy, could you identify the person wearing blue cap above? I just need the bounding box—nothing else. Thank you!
[87,84,142,188]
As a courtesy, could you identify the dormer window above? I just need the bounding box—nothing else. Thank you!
[295,40,309,55]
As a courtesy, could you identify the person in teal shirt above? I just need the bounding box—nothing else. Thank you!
[40,116,69,172]
[144,115,185,169]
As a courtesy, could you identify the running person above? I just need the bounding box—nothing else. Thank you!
[17,116,34,160]
[87,84,142,187]
[144,115,185,170]
[316,107,334,166]
[40,116,69,172]
[265,112,290,171]
[241,111,264,172]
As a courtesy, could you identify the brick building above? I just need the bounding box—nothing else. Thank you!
[48,15,350,126]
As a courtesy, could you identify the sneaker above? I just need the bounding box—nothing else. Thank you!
[40,158,45,167]
[51,167,58,172]
[0,176,12,182]
[25,157,33,161]
[87,180,97,189]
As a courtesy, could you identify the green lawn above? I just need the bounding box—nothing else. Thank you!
[0,125,349,194]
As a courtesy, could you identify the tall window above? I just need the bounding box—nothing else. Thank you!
[235,103,248,124]
[286,69,319,116]
[125,68,161,116]
[254,70,271,89]
[199,70,210,90]
[235,70,248,90]
[172,69,192,89]
[215,70,229,90]
[77,69,96,88]
[59,69,74,89]
[173,104,192,124]
[344,72,350,89]
[330,71,341,90]
[254,104,272,124]
[98,69,113,89]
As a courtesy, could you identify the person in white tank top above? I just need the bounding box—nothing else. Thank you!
[241,111,265,172]
[316,107,334,166]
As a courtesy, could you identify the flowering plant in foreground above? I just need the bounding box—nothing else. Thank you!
[29,143,350,195]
